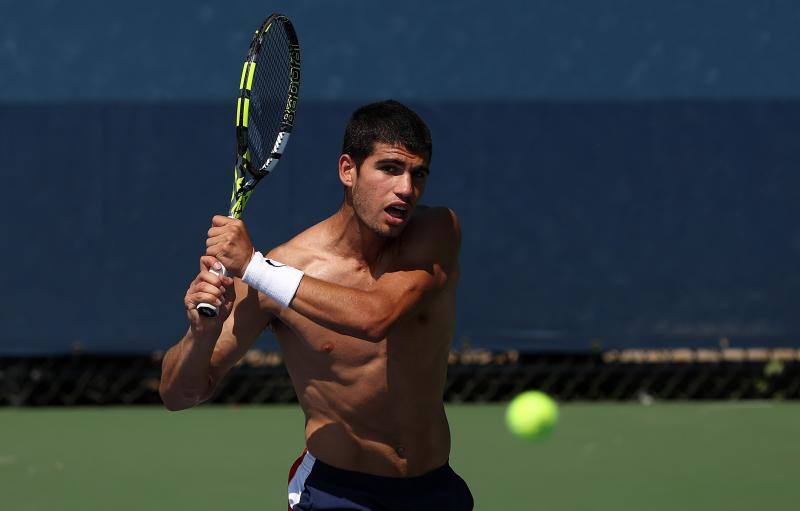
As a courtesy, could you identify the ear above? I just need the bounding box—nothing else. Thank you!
[338,154,357,188]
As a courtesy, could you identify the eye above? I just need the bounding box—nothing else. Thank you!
[412,170,428,179]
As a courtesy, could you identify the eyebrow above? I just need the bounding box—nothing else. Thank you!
[374,158,430,175]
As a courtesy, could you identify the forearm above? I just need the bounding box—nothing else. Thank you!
[240,252,440,341]
[159,330,218,411]
[240,253,387,340]
[289,274,430,341]
[290,277,390,341]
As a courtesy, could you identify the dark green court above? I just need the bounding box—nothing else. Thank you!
[2,403,797,510]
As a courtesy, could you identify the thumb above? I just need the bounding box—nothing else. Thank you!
[211,215,234,227]
[200,255,222,273]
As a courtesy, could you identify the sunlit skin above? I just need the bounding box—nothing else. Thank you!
[346,143,430,240]
[160,142,461,477]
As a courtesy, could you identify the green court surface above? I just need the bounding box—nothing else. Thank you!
[1,402,798,510]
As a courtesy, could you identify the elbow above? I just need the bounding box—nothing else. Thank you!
[160,393,196,412]
[361,323,387,342]
[359,303,394,342]
[159,389,186,412]
[159,384,198,412]
[162,400,187,412]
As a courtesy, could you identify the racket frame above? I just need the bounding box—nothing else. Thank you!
[197,13,300,318]
[229,13,301,219]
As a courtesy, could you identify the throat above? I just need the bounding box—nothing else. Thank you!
[329,206,395,267]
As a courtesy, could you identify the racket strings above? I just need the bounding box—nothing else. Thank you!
[248,22,293,170]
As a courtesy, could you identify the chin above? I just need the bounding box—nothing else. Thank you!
[374,223,405,238]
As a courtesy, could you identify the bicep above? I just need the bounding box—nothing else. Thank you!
[372,209,461,318]
[373,266,445,309]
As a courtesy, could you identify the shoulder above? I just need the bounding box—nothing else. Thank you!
[406,205,460,244]
[261,221,327,271]
[399,206,461,269]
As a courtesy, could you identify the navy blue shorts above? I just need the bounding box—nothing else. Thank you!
[288,450,474,510]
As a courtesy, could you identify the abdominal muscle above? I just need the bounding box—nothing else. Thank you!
[274,309,453,477]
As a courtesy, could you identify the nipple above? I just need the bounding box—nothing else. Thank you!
[321,342,335,353]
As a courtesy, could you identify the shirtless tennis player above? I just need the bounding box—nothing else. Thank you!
[159,100,473,510]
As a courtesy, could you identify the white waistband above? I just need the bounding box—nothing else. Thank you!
[300,450,317,472]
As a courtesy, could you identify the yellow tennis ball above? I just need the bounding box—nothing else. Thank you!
[506,391,559,440]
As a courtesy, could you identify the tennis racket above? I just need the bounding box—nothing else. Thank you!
[197,13,301,317]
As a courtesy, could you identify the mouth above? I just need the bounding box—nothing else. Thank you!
[384,202,411,225]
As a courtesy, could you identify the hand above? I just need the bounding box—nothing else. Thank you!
[185,256,236,335]
[205,216,255,278]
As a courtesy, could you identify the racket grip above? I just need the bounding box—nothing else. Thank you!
[196,262,228,318]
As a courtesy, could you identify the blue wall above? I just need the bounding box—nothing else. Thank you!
[2,101,798,353]
[3,1,800,101]
[1,1,799,353]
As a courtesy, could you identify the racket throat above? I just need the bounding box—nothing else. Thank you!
[235,176,259,197]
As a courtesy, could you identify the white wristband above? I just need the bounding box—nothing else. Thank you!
[241,251,304,308]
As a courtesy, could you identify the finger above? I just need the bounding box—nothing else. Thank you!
[207,226,233,238]
[205,233,231,248]
[193,281,225,297]
[200,255,224,273]
[184,291,225,305]
[211,215,234,227]
[189,290,224,307]
[199,255,222,273]
[205,244,222,259]
[185,296,217,311]
[186,282,225,301]
[196,271,224,287]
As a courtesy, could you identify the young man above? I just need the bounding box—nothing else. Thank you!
[160,100,473,510]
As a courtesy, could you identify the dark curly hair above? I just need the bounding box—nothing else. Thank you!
[342,100,432,168]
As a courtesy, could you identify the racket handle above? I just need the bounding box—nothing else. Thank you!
[196,262,228,318]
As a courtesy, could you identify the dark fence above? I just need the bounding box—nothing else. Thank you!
[2,347,799,406]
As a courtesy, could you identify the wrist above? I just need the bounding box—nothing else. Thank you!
[186,325,221,346]
[241,251,304,307]
[237,247,256,278]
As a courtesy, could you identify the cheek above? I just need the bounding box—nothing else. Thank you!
[352,183,376,213]
[355,177,384,202]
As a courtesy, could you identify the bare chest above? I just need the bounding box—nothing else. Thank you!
[272,256,453,377]
[277,260,381,363]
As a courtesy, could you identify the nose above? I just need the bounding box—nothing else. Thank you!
[395,172,413,200]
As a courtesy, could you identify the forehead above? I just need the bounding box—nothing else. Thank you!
[367,142,428,166]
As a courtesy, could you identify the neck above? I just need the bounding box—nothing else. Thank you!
[327,200,391,267]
